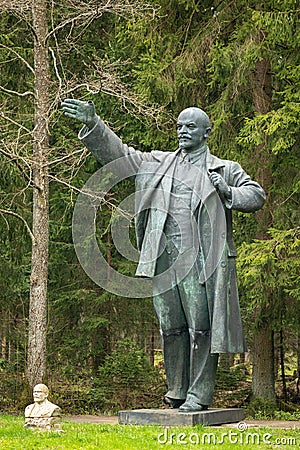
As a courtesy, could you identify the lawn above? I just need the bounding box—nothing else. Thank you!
[0,414,299,449]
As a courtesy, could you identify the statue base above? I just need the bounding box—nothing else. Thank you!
[118,408,244,426]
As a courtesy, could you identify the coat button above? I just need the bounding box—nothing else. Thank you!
[221,232,226,239]
[221,261,226,268]
[165,242,172,254]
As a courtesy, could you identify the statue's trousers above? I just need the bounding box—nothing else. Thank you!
[153,237,219,405]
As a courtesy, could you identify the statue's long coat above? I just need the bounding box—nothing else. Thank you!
[79,118,266,354]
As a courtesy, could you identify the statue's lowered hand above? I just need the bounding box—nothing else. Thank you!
[61,98,97,129]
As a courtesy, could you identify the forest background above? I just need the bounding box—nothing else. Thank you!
[0,0,299,417]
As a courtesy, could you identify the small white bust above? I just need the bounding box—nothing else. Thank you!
[25,384,61,430]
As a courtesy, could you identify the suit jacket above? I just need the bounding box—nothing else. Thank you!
[79,117,266,353]
[25,400,61,418]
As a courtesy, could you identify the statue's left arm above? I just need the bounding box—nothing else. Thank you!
[223,161,266,212]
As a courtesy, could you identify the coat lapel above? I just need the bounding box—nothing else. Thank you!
[191,149,225,212]
[135,150,179,255]
[135,149,180,212]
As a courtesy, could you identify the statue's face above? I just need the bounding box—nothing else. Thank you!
[177,108,210,152]
[33,384,48,403]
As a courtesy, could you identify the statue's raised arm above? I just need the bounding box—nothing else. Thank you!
[61,98,97,129]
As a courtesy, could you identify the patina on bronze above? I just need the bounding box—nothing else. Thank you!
[62,99,266,412]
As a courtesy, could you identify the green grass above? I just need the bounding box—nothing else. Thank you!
[0,414,299,449]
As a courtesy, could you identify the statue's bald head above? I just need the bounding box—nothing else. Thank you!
[178,107,211,129]
[34,384,49,394]
[33,384,49,403]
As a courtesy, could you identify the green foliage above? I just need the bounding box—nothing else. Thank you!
[246,397,277,419]
[207,0,300,168]
[273,409,300,421]
[237,99,300,155]
[0,361,24,411]
[237,228,300,329]
[246,397,300,420]
[91,339,166,413]
[215,364,249,390]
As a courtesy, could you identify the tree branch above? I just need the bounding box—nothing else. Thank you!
[0,112,32,134]
[46,0,155,40]
[0,43,34,74]
[49,46,62,91]
[49,174,116,211]
[0,85,34,98]
[47,148,87,167]
[0,208,35,243]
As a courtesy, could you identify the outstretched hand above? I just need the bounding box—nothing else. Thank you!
[209,171,232,199]
[61,98,97,129]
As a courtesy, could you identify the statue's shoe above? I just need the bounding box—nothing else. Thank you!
[163,397,185,409]
[179,400,208,412]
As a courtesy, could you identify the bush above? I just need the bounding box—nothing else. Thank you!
[0,362,24,412]
[215,363,248,389]
[245,397,277,419]
[91,338,166,414]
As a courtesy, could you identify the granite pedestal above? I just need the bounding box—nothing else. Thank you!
[118,408,244,426]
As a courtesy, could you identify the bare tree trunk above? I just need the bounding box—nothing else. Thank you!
[2,336,7,360]
[147,327,155,366]
[296,333,300,395]
[251,29,276,402]
[252,326,275,401]
[26,0,50,388]
[252,306,276,401]
[279,329,287,402]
